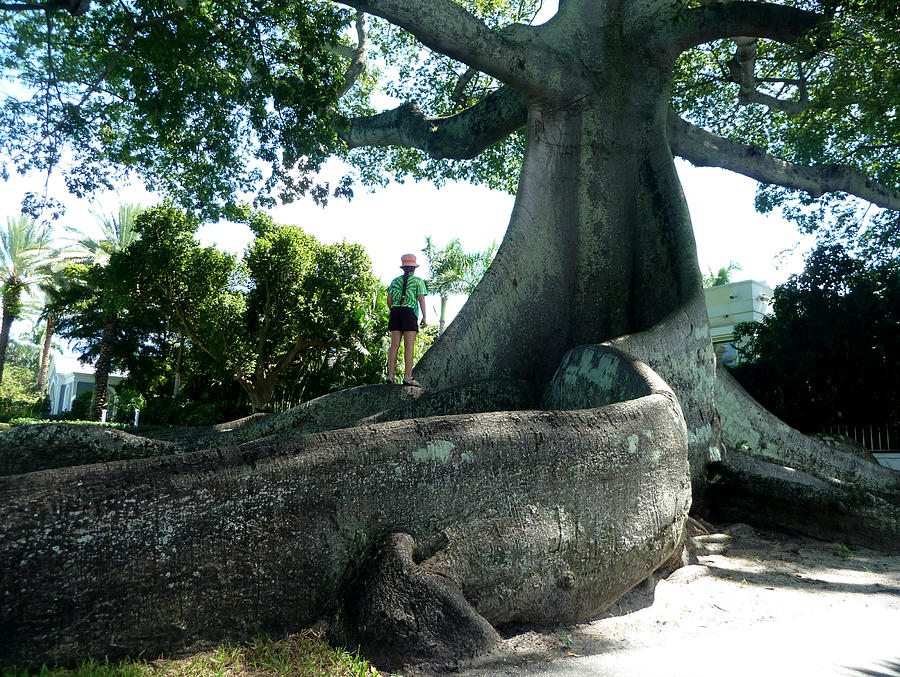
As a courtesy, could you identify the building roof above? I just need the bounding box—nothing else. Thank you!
[49,353,128,378]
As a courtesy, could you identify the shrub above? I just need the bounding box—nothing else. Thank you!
[67,390,93,420]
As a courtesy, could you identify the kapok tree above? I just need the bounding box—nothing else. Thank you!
[1,0,900,670]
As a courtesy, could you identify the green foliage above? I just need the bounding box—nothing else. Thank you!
[703,261,742,287]
[67,202,143,266]
[421,236,496,331]
[0,214,55,332]
[50,205,386,415]
[66,389,93,420]
[0,363,39,401]
[672,1,900,246]
[1,2,351,219]
[0,337,43,420]
[729,243,900,430]
[0,0,547,217]
[4,337,40,372]
[139,391,245,427]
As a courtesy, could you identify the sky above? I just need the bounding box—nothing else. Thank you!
[2,155,815,329]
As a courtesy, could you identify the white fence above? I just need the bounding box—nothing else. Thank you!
[822,424,900,453]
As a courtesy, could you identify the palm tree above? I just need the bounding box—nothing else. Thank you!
[422,236,496,334]
[0,215,54,385]
[35,267,72,397]
[66,202,142,420]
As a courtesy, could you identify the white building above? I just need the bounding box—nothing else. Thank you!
[46,354,127,416]
[703,279,774,366]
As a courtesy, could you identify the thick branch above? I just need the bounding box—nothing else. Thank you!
[334,11,367,99]
[0,0,88,14]
[727,37,808,116]
[668,111,900,212]
[673,2,820,52]
[340,85,526,159]
[335,0,550,94]
[451,67,477,110]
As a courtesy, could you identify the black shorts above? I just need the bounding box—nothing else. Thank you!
[388,306,419,332]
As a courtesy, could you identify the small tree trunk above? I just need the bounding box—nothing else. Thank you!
[37,314,55,396]
[438,295,448,334]
[173,333,184,396]
[0,283,22,387]
[245,377,276,413]
[90,313,117,421]
[0,308,14,387]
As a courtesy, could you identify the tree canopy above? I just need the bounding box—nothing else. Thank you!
[51,204,385,413]
[2,1,900,236]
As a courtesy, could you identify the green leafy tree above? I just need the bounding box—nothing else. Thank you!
[0,215,53,386]
[731,244,900,430]
[422,236,496,334]
[68,203,143,265]
[122,206,383,412]
[703,261,742,288]
[62,202,143,419]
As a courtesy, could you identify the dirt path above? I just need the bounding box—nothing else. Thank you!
[440,522,900,677]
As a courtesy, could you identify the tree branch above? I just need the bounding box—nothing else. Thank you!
[668,111,900,212]
[75,9,185,110]
[334,11,368,99]
[335,0,551,94]
[340,84,526,159]
[451,67,477,110]
[673,2,820,52]
[0,0,88,15]
[726,37,808,116]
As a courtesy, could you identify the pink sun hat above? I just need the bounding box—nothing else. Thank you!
[400,253,419,268]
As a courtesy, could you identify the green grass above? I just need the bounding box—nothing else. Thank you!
[3,631,382,677]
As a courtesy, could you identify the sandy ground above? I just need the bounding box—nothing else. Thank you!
[432,521,900,677]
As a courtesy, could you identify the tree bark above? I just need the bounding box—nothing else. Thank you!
[37,314,55,397]
[173,333,184,396]
[0,346,690,670]
[0,308,15,387]
[89,312,117,421]
[438,294,448,334]
[415,42,717,483]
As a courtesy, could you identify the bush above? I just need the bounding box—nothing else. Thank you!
[140,391,248,426]
[67,390,93,420]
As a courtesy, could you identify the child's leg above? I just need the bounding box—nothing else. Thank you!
[388,330,402,380]
[402,330,417,379]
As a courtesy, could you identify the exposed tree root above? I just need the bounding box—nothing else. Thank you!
[329,532,500,671]
[0,346,690,670]
[0,423,180,475]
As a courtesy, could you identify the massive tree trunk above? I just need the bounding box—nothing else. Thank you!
[416,18,718,489]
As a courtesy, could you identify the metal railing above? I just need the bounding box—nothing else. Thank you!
[821,424,900,453]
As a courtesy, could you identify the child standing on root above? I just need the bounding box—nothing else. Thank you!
[387,253,428,386]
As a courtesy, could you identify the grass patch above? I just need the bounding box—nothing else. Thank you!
[3,631,382,677]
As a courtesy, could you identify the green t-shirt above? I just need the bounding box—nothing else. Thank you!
[388,274,427,317]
